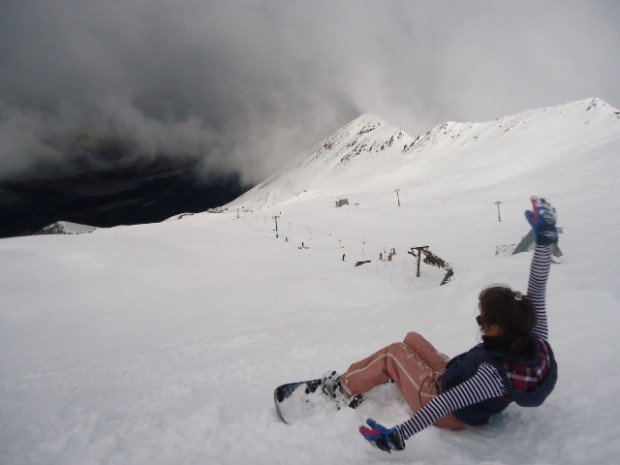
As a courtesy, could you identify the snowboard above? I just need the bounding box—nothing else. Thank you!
[274,378,363,424]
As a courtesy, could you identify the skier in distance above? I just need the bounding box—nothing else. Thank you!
[322,196,558,453]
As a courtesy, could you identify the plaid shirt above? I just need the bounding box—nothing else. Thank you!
[503,339,552,393]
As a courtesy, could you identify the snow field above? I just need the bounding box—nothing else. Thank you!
[1,98,620,464]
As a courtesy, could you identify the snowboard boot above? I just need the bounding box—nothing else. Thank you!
[321,371,363,409]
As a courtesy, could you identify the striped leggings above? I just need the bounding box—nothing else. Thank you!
[340,332,465,430]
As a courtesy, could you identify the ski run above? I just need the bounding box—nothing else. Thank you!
[1,98,620,464]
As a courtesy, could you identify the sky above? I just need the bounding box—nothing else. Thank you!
[1,0,619,186]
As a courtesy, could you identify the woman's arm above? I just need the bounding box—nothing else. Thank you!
[397,362,506,440]
[524,196,558,341]
[528,244,553,341]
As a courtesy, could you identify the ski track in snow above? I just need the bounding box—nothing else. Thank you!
[1,99,620,464]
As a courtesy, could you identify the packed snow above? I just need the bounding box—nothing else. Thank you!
[1,98,619,464]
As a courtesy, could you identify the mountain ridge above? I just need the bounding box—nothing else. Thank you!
[229,97,620,210]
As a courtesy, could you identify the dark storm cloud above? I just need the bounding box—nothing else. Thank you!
[1,0,619,184]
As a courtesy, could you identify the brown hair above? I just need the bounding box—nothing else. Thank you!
[478,285,537,358]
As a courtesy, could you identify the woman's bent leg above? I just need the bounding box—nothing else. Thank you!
[403,332,449,372]
[340,333,466,430]
[403,333,466,429]
[340,342,434,412]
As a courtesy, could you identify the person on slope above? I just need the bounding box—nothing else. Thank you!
[321,196,558,453]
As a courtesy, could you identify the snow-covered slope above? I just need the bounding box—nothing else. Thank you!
[1,98,620,465]
[230,112,417,208]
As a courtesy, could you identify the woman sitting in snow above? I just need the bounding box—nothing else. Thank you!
[322,196,558,453]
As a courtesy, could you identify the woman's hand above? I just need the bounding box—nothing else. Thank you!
[359,418,405,453]
[525,196,558,245]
